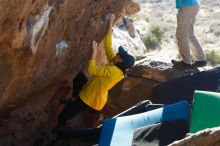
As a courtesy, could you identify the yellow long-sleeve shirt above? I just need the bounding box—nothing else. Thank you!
[79,35,124,110]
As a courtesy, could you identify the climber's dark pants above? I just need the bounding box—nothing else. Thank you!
[72,71,88,97]
[58,71,99,126]
[58,97,98,126]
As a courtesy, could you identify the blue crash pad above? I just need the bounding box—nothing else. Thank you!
[113,100,163,118]
[99,101,190,146]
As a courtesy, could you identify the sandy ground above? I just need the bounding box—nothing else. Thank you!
[114,0,220,65]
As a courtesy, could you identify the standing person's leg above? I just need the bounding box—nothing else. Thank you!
[58,97,88,126]
[188,6,206,66]
[175,7,192,65]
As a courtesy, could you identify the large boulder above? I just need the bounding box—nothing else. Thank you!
[125,1,140,15]
[102,62,198,118]
[0,0,130,145]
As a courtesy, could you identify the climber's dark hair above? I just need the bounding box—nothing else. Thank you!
[115,62,128,75]
[115,46,135,75]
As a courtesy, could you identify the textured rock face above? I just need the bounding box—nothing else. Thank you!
[0,0,129,145]
[125,0,140,15]
[102,63,199,118]
[169,127,220,146]
[102,74,156,118]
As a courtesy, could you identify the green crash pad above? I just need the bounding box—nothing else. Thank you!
[190,90,220,133]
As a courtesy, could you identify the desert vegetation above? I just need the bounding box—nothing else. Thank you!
[206,50,220,65]
[131,0,220,65]
[141,25,165,49]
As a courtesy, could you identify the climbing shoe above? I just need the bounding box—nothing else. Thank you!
[171,60,192,68]
[191,61,207,67]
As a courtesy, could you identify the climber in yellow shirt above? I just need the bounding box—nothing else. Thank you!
[58,13,135,126]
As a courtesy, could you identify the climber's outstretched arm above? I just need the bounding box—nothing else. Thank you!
[87,40,116,77]
[107,13,115,36]
[105,13,116,62]
[91,40,98,60]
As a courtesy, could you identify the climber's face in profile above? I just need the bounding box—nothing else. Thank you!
[113,54,123,64]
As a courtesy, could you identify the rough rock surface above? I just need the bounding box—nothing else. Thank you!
[169,127,220,146]
[125,0,140,15]
[0,0,130,145]
[102,62,199,118]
